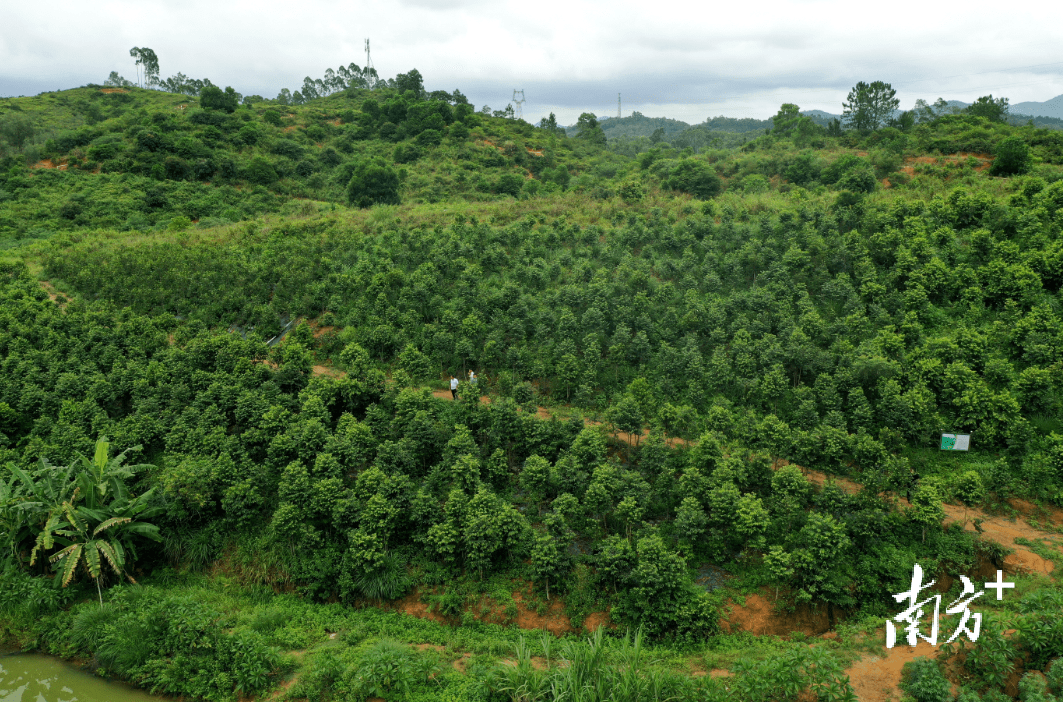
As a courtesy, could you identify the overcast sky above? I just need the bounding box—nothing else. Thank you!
[2,0,1061,124]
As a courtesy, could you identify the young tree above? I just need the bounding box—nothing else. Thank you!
[530,512,571,599]
[764,545,794,601]
[842,81,899,132]
[607,394,643,447]
[909,483,945,543]
[675,496,708,547]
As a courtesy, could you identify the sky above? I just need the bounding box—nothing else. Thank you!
[1,0,1061,125]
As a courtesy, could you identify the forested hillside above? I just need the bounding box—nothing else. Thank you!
[0,71,1061,702]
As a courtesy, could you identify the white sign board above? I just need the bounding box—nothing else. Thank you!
[940,433,971,451]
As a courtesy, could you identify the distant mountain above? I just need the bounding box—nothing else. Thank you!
[573,94,1063,141]
[564,112,691,139]
[1010,95,1062,119]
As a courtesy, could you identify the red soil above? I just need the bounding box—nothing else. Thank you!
[722,591,834,637]
[31,159,67,170]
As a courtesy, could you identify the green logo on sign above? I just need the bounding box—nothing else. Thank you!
[940,435,956,450]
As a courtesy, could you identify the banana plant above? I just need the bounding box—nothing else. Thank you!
[18,437,163,604]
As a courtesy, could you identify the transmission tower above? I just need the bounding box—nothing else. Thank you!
[512,89,525,120]
[365,38,375,84]
[618,93,621,119]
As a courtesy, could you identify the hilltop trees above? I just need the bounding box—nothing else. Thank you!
[200,85,240,113]
[576,113,607,145]
[842,81,899,132]
[967,94,1009,122]
[129,47,160,88]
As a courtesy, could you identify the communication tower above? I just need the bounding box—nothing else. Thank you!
[365,39,375,74]
[618,93,621,119]
[512,89,525,120]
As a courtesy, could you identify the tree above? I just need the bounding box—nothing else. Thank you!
[347,158,400,208]
[576,113,606,145]
[675,497,707,547]
[966,95,1008,123]
[538,112,565,137]
[772,103,803,135]
[954,471,985,527]
[790,513,851,606]
[764,545,793,601]
[129,47,160,88]
[989,137,1032,176]
[842,81,899,132]
[397,344,432,383]
[200,85,239,113]
[607,394,643,446]
[0,114,34,150]
[909,483,945,543]
[395,69,425,98]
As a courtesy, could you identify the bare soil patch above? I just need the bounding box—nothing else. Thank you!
[31,159,67,170]
[99,88,129,94]
[39,280,68,308]
[722,590,833,637]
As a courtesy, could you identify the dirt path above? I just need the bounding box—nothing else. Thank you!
[795,461,1062,578]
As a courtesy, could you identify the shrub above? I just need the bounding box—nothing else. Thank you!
[415,129,442,147]
[900,657,952,702]
[742,174,770,193]
[822,153,865,184]
[347,158,400,208]
[393,142,422,164]
[242,156,278,185]
[495,172,525,197]
[837,166,877,193]
[784,152,821,185]
[1047,658,1062,698]
[990,137,1032,176]
[270,139,305,160]
[663,159,722,199]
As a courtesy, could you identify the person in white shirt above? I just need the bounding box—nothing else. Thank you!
[469,370,477,387]
[450,375,459,399]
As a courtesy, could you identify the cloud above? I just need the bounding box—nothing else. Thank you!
[0,0,1059,121]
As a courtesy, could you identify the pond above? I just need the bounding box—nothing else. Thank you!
[0,654,163,702]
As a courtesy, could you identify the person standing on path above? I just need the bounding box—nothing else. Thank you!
[450,375,459,400]
[469,370,478,388]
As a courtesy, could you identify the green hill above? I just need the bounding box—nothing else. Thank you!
[0,73,1061,702]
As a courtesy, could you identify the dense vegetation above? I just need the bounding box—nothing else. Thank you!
[0,68,1061,702]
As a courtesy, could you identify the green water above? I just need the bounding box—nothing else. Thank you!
[0,654,163,702]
